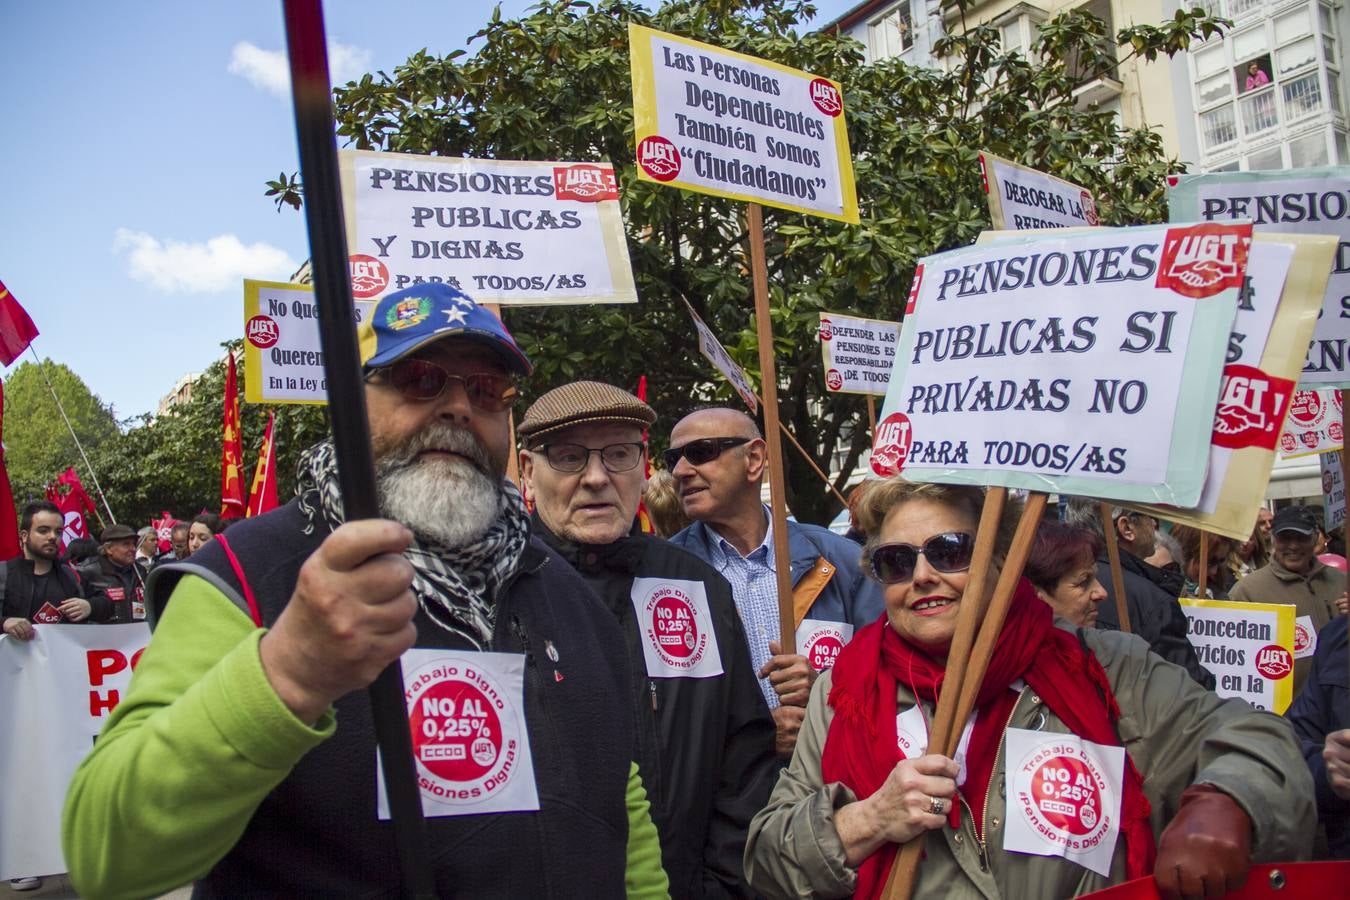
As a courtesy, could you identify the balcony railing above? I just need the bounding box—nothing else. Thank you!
[1240,86,1279,135]
[1283,71,1324,120]
[1202,104,1239,148]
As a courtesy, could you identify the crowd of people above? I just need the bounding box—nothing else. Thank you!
[3,283,1347,897]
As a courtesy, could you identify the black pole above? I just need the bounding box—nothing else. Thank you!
[280,2,434,897]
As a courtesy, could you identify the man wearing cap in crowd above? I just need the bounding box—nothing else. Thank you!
[666,407,884,757]
[63,284,667,898]
[519,381,777,899]
[75,522,144,622]
[1231,505,1347,695]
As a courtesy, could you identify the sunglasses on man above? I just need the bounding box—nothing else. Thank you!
[868,532,975,584]
[365,357,519,412]
[662,436,752,471]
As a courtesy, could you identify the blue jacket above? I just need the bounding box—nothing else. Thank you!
[670,518,884,630]
[1286,614,1350,859]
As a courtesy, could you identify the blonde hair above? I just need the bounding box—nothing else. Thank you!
[857,479,1022,577]
[643,469,691,538]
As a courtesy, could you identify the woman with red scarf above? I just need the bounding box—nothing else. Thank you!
[746,481,1312,899]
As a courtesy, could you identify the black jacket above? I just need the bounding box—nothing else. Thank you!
[1095,552,1215,689]
[76,556,142,623]
[147,500,636,899]
[1286,615,1350,859]
[1,556,112,623]
[535,519,777,899]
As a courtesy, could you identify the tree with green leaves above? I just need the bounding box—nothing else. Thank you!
[275,0,1225,525]
[3,359,120,509]
[89,345,329,527]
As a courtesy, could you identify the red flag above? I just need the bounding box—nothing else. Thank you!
[0,279,38,367]
[0,383,21,559]
[246,412,279,517]
[635,375,654,534]
[56,467,96,518]
[221,354,246,518]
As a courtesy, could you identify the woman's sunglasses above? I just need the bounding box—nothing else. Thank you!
[365,358,519,412]
[869,532,976,584]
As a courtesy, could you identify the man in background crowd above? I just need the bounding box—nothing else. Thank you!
[1063,499,1214,688]
[1231,506,1346,696]
[75,524,143,622]
[666,407,883,757]
[2,500,112,642]
[519,381,776,898]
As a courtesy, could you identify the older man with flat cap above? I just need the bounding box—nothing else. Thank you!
[520,381,777,899]
[64,285,666,899]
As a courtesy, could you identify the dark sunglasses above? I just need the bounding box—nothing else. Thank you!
[663,436,752,470]
[366,358,519,412]
[869,532,976,584]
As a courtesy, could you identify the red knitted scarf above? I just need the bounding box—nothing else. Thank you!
[821,580,1154,898]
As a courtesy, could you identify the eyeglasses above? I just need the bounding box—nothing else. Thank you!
[662,436,752,470]
[366,358,519,412]
[532,442,645,474]
[869,532,976,584]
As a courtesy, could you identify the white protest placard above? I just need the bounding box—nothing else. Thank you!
[629,577,724,678]
[0,624,150,880]
[818,313,896,396]
[629,23,858,223]
[379,649,539,818]
[796,619,854,671]
[1169,167,1350,388]
[243,280,374,405]
[340,150,637,306]
[1280,388,1343,457]
[1003,728,1125,878]
[1179,597,1296,712]
[871,223,1246,505]
[684,300,758,413]
[1124,234,1333,541]
[1322,450,1345,532]
[979,151,1099,231]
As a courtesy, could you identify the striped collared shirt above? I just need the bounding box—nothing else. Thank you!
[707,508,783,709]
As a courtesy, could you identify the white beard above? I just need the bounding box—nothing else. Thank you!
[376,423,502,548]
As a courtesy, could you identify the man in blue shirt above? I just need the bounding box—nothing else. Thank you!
[667,407,883,756]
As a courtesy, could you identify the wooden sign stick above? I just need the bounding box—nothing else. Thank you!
[1099,502,1133,633]
[867,395,878,435]
[880,487,1007,900]
[950,492,1049,746]
[747,203,798,653]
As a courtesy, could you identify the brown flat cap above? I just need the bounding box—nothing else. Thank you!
[518,381,656,444]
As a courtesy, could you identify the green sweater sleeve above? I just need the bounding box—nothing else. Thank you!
[625,761,671,899]
[62,575,334,900]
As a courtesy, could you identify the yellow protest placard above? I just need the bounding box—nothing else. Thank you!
[629,23,858,224]
[1178,597,1296,713]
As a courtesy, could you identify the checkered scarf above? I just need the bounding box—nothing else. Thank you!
[295,439,529,649]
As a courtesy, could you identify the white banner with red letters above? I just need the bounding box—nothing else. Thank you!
[0,624,149,880]
[340,150,637,306]
[871,222,1246,505]
[1178,598,1296,713]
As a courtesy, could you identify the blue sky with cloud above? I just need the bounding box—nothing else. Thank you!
[0,0,854,421]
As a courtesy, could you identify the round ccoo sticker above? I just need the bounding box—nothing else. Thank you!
[653,593,699,659]
[405,661,522,805]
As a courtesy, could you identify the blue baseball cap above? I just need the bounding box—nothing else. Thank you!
[357,283,532,376]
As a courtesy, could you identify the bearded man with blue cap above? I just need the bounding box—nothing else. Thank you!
[62,284,668,899]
